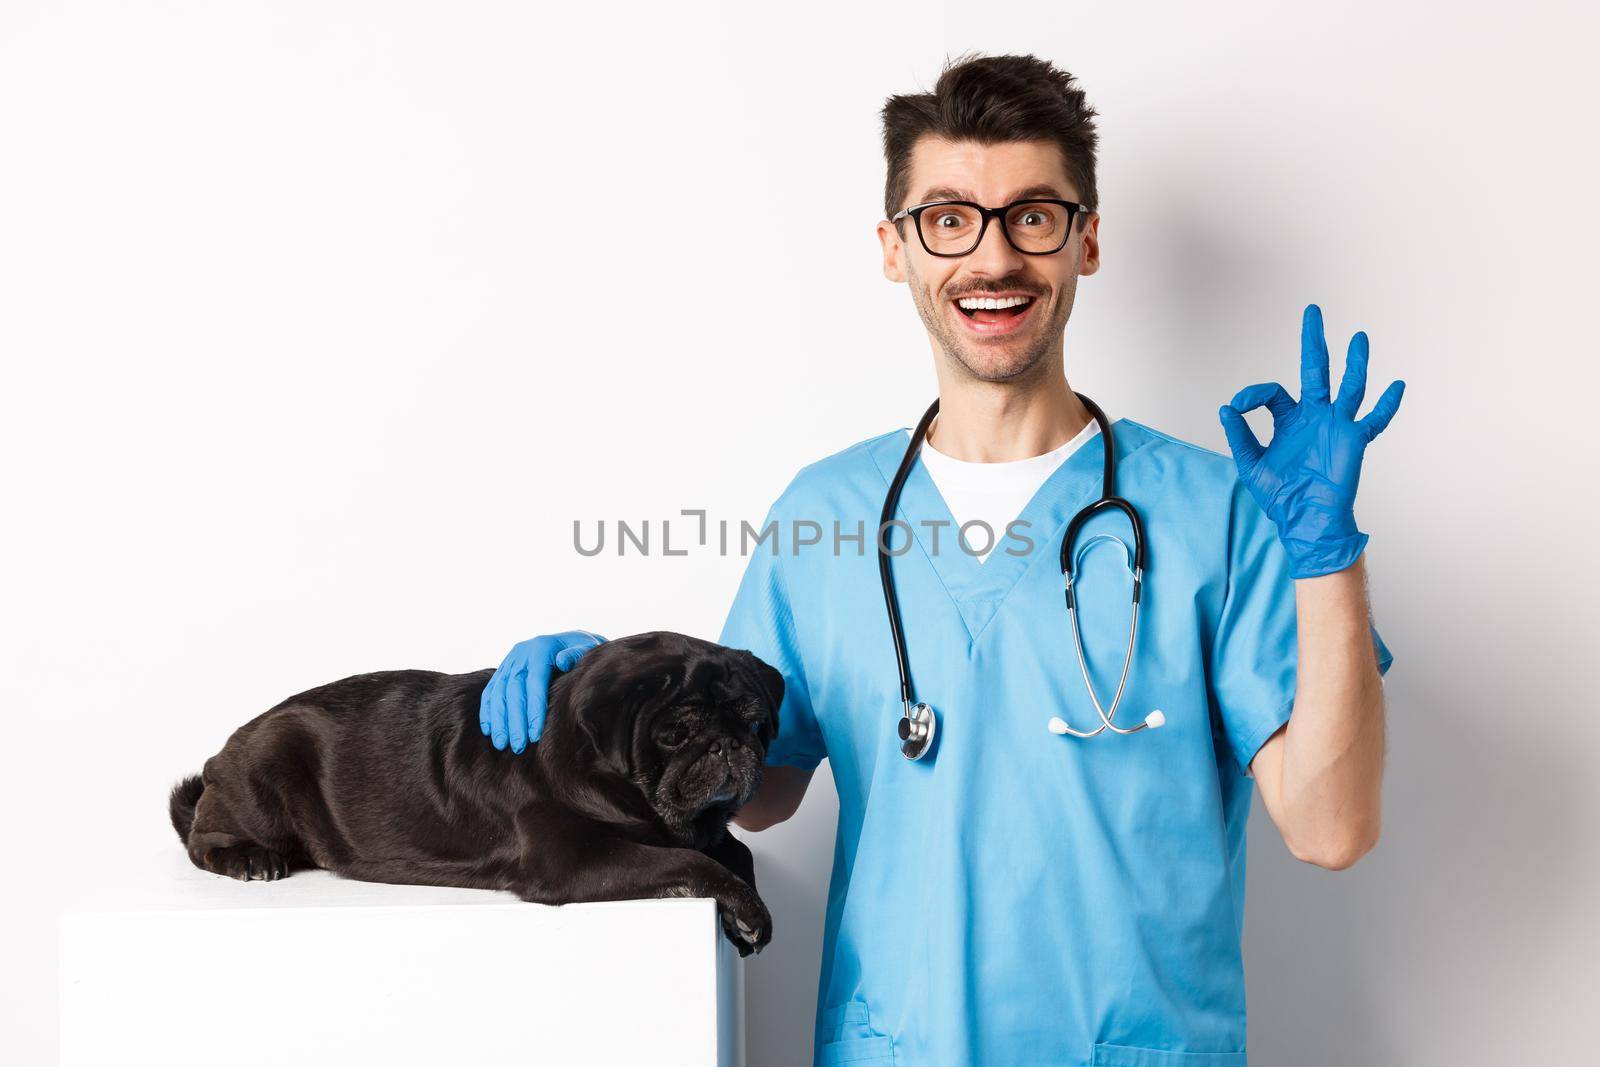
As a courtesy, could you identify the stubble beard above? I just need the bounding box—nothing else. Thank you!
[909,267,1076,386]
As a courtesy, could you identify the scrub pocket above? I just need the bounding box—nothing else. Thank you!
[817,1001,896,1065]
[1091,1041,1247,1066]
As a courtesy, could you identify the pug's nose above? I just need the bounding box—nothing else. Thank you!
[708,737,743,755]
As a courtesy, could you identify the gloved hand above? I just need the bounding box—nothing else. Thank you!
[479,630,607,753]
[1218,304,1405,579]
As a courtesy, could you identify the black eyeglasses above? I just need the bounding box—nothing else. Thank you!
[890,198,1090,257]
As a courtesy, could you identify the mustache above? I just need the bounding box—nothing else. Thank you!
[944,285,1046,299]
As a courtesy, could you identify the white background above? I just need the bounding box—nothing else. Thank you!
[3,2,1596,1063]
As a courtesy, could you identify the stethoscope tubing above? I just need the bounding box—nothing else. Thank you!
[878,397,942,720]
[1060,534,1146,736]
[880,391,1154,758]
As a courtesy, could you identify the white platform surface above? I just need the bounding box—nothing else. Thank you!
[60,847,743,1066]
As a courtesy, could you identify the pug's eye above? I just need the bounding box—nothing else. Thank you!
[656,719,692,749]
[740,703,768,738]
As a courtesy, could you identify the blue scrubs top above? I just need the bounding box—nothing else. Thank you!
[718,417,1393,1067]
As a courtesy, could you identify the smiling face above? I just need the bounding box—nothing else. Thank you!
[877,137,1101,384]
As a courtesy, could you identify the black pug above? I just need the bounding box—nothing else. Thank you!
[168,631,781,955]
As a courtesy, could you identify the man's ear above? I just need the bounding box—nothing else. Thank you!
[877,218,908,283]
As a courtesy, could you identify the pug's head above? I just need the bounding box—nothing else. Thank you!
[541,631,783,844]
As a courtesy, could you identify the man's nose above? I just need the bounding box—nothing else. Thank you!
[964,215,1026,274]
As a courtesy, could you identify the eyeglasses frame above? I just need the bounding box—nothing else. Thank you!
[889,197,1092,257]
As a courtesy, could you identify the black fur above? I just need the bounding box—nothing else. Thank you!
[168,773,205,840]
[169,631,783,955]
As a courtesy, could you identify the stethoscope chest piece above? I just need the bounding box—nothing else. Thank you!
[898,702,936,760]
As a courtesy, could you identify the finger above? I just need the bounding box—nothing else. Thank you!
[554,630,605,672]
[1300,303,1331,405]
[484,664,513,750]
[1227,381,1297,425]
[1218,404,1265,473]
[506,669,530,754]
[525,659,553,744]
[1357,379,1406,442]
[1334,330,1369,420]
[481,647,517,735]
[559,629,605,652]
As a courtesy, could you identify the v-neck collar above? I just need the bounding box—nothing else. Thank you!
[867,418,1144,644]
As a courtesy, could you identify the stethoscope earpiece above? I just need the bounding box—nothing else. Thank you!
[1047,709,1164,736]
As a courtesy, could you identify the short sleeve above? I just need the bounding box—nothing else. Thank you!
[718,504,826,771]
[1211,479,1395,777]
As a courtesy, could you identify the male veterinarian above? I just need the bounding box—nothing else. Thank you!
[479,53,1403,1065]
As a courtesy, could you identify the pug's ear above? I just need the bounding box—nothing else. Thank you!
[563,670,643,778]
[576,716,628,777]
[739,651,784,739]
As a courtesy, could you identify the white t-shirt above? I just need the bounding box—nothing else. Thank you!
[912,415,1105,563]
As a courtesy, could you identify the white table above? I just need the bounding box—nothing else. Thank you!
[60,848,743,1066]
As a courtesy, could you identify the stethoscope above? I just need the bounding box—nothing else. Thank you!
[879,392,1167,761]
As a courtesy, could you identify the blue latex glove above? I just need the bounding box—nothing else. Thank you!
[1217,304,1405,579]
[479,630,607,753]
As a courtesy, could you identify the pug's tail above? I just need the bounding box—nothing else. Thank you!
[168,773,205,842]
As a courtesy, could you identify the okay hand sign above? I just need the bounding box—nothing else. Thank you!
[1218,303,1405,579]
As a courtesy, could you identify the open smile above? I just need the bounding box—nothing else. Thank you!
[951,292,1040,337]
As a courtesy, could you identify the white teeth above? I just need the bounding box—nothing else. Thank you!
[956,295,1033,310]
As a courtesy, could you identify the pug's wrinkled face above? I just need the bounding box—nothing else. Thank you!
[554,632,783,839]
[645,664,776,818]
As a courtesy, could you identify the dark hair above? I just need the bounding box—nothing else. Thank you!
[880,52,1100,224]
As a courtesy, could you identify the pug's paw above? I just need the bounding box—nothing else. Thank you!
[203,843,290,882]
[716,883,772,957]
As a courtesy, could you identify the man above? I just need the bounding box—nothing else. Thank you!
[480,52,1403,1064]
